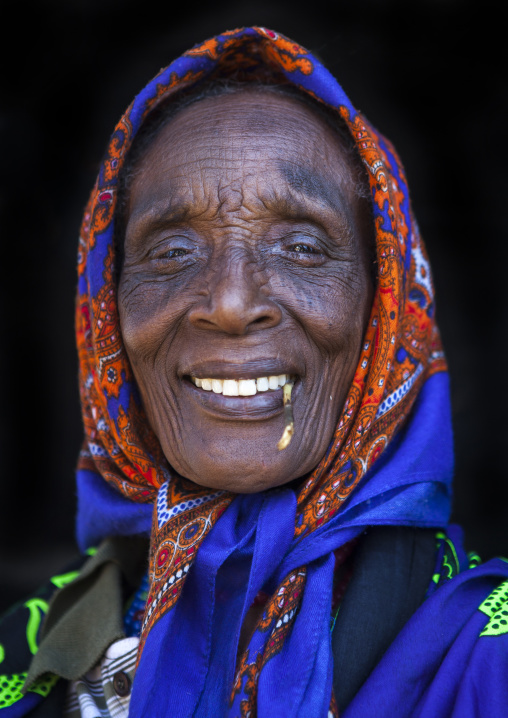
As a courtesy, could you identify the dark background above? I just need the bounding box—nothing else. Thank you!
[1,0,507,612]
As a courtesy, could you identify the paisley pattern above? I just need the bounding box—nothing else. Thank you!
[75,27,447,715]
[231,569,307,715]
[142,479,229,636]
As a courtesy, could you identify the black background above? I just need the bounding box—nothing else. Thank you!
[1,0,507,612]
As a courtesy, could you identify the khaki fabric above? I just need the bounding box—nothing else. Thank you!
[25,536,148,689]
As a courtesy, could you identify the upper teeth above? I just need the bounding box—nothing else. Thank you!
[191,374,291,396]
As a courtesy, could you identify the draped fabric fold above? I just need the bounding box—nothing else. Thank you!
[75,27,457,716]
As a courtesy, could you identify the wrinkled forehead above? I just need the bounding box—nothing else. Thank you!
[127,90,361,220]
[145,90,352,159]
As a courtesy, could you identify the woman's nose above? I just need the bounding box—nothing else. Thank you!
[188,255,282,335]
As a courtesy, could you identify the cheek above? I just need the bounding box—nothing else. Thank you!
[118,275,191,457]
[118,273,187,366]
[272,268,372,360]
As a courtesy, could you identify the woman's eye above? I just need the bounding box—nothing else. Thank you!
[148,243,194,272]
[289,243,317,254]
[151,245,192,261]
[160,248,189,259]
[280,236,327,266]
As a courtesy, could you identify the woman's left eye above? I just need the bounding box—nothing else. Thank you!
[280,238,327,266]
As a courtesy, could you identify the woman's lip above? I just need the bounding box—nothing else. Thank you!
[182,377,300,421]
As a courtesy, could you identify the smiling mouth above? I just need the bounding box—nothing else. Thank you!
[190,374,294,397]
[182,371,300,425]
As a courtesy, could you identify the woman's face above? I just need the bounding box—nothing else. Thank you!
[118,90,373,493]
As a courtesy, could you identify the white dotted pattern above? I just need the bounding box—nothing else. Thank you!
[156,481,223,529]
[88,442,109,457]
[275,608,295,629]
[142,562,192,631]
[375,363,423,420]
[412,237,433,301]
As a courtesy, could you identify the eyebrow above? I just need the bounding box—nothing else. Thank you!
[278,161,352,217]
[271,161,355,237]
[126,203,195,241]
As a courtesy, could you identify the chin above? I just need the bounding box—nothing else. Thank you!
[175,455,301,494]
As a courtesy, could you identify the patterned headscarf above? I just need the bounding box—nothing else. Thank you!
[76,28,452,717]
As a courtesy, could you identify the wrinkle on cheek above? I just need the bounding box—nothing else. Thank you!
[140,379,196,478]
[270,268,368,337]
[117,278,155,317]
[119,281,184,364]
[299,380,333,432]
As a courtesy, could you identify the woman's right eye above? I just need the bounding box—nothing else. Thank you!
[148,238,194,262]
[159,248,189,259]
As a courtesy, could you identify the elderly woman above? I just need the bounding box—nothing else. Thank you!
[1,27,508,718]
